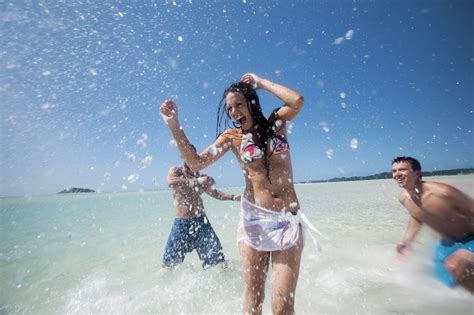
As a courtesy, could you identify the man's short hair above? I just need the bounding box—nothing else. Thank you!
[392,156,421,172]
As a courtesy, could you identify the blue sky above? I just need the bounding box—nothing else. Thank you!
[1,0,473,196]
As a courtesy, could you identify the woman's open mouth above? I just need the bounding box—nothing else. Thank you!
[237,116,247,126]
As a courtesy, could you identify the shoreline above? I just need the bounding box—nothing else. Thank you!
[1,172,472,199]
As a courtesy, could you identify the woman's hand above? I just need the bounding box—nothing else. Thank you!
[240,73,263,89]
[160,99,179,124]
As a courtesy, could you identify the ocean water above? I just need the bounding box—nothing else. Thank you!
[1,176,473,314]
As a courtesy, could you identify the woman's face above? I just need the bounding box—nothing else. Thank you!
[225,92,253,131]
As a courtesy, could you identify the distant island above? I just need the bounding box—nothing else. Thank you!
[58,187,96,194]
[298,168,474,184]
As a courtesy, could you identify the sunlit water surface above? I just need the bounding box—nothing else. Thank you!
[1,176,473,314]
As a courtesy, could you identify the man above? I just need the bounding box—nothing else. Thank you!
[391,156,474,292]
[162,162,241,269]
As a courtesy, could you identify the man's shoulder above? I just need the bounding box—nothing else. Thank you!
[424,181,456,195]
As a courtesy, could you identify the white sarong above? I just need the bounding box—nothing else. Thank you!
[237,197,322,252]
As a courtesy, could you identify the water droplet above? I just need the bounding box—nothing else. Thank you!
[350,138,358,150]
[326,148,334,159]
[345,30,354,40]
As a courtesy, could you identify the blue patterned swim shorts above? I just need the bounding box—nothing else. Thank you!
[162,214,225,269]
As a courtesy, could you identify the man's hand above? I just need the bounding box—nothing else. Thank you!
[233,194,242,201]
[396,240,412,260]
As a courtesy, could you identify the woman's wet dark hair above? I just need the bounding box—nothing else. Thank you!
[216,81,276,180]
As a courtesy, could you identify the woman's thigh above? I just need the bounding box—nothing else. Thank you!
[270,228,304,298]
[239,243,270,291]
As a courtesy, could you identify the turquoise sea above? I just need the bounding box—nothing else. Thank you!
[1,176,473,314]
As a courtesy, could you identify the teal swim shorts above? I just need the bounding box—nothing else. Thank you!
[433,235,474,287]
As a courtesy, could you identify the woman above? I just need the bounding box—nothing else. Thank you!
[160,73,314,314]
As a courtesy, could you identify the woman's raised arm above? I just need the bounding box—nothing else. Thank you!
[160,99,232,172]
[240,73,304,121]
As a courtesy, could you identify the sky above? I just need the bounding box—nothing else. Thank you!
[1,0,473,197]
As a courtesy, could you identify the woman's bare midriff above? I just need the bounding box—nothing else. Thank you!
[242,156,299,212]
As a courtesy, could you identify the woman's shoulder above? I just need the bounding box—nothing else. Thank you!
[220,128,242,138]
[268,107,286,132]
[268,107,281,122]
[215,128,242,148]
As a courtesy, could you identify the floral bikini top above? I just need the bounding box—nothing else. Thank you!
[239,108,290,164]
[240,132,289,164]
